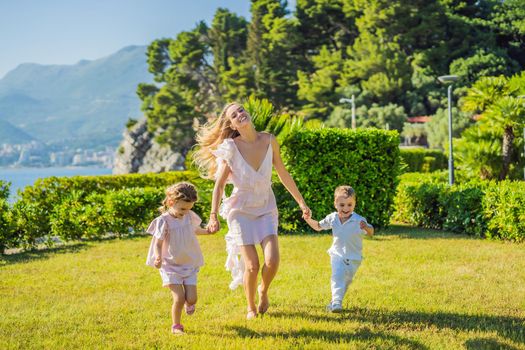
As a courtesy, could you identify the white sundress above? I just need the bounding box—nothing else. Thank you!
[212,137,278,290]
[145,211,204,285]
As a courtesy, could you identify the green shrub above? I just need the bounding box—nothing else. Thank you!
[399,148,447,173]
[48,183,214,243]
[102,187,165,235]
[483,181,525,242]
[0,202,13,253]
[10,200,51,249]
[50,191,108,241]
[0,181,11,253]
[393,173,525,242]
[12,171,214,249]
[393,180,447,229]
[441,183,487,236]
[280,128,402,231]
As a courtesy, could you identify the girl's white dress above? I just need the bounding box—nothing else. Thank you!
[145,211,204,285]
[213,138,278,289]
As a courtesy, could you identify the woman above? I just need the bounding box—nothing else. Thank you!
[193,102,310,319]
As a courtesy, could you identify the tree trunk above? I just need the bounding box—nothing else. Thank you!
[499,126,515,180]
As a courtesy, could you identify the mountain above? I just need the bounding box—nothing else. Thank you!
[0,119,35,144]
[0,45,152,147]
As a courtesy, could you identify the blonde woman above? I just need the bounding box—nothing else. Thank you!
[193,102,310,320]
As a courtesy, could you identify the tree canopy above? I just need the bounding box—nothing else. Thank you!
[136,0,525,159]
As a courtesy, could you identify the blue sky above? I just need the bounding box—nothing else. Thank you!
[0,0,296,79]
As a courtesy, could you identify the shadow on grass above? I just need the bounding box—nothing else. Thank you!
[227,325,428,349]
[376,224,478,241]
[269,306,525,346]
[464,337,520,350]
[0,243,89,266]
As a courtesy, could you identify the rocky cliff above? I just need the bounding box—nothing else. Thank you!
[112,118,187,174]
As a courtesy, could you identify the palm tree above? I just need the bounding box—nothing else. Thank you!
[462,73,525,179]
[484,97,525,179]
[244,95,321,143]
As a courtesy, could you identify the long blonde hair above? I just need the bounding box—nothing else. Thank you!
[159,182,198,213]
[192,102,241,179]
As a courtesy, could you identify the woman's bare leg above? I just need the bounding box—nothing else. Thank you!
[240,244,260,316]
[259,234,280,313]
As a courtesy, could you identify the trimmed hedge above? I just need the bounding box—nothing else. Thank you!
[280,128,402,231]
[393,173,525,242]
[393,180,447,229]
[49,188,163,240]
[0,180,12,252]
[5,172,214,251]
[483,181,525,242]
[399,148,447,173]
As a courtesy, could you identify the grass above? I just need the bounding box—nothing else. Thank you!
[1,225,524,349]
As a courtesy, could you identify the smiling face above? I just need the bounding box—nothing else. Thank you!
[168,200,195,219]
[334,195,356,221]
[226,104,251,130]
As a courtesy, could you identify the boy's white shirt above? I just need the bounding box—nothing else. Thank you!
[319,212,370,261]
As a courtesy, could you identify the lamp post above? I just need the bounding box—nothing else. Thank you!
[340,95,356,129]
[438,75,458,185]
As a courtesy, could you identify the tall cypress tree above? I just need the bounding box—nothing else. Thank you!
[247,0,299,108]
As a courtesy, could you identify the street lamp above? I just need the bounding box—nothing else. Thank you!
[340,95,356,129]
[438,75,458,185]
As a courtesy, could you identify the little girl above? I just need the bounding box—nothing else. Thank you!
[145,182,212,335]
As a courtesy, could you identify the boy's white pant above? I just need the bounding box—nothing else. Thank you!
[330,256,361,304]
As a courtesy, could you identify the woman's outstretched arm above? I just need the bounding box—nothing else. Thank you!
[207,163,231,233]
[270,134,310,216]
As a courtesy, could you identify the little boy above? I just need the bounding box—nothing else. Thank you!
[303,185,374,313]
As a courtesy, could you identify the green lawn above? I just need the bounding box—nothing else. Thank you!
[1,225,524,349]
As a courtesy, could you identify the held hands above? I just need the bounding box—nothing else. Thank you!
[206,213,220,234]
[302,209,312,220]
[300,204,311,220]
[360,220,374,236]
[153,255,162,269]
[205,226,217,235]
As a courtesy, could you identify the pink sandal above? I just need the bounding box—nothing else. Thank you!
[185,303,196,315]
[171,324,184,335]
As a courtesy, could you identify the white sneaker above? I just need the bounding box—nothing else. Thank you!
[327,302,343,313]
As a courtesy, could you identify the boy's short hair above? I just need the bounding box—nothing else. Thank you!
[334,185,356,199]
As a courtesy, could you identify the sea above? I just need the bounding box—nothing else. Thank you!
[0,167,112,202]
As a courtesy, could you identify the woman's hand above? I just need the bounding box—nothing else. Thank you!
[153,255,162,269]
[300,204,311,219]
[207,214,220,233]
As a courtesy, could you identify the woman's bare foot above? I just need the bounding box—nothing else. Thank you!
[257,285,269,315]
[246,309,258,320]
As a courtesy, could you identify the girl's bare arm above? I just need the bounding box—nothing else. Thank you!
[195,227,212,235]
